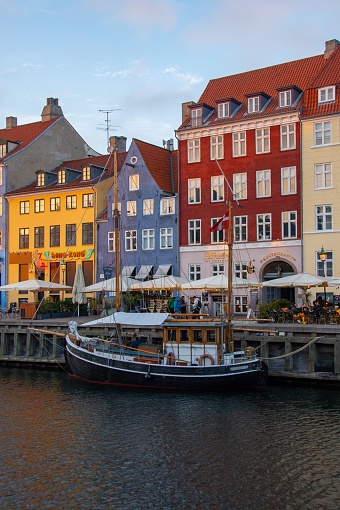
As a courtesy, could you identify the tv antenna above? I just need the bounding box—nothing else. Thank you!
[98,108,121,148]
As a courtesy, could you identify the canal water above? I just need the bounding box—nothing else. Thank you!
[0,368,339,510]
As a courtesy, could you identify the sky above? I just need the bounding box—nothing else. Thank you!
[1,0,340,154]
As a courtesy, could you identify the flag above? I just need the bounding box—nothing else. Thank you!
[209,213,229,232]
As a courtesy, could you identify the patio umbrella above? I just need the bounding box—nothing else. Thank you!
[72,265,87,316]
[130,275,187,291]
[83,276,139,293]
[262,272,333,303]
[181,274,259,290]
[0,279,72,292]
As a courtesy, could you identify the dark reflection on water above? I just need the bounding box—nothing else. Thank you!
[0,368,339,510]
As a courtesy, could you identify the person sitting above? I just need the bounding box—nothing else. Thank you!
[312,298,323,322]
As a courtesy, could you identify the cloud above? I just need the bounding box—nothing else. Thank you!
[93,60,150,79]
[163,66,203,86]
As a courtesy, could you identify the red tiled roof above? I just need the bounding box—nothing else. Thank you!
[133,139,178,193]
[0,118,59,161]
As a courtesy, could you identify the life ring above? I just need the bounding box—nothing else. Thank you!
[167,352,176,365]
[197,354,215,366]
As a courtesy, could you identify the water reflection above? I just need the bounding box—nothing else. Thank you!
[0,368,339,509]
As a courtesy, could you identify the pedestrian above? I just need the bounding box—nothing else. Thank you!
[180,296,187,314]
[167,296,175,314]
[174,296,181,314]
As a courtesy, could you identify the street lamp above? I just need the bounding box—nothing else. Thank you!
[319,246,327,302]
[60,259,66,301]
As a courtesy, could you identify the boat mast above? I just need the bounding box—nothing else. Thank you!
[113,148,120,310]
[226,202,233,353]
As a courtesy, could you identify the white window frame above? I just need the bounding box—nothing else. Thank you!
[280,124,296,150]
[160,227,173,249]
[191,109,202,127]
[234,295,248,314]
[282,211,297,239]
[34,199,45,213]
[210,135,224,160]
[188,178,201,204]
[256,170,271,198]
[187,139,200,163]
[125,230,137,251]
[232,132,246,157]
[314,121,331,146]
[234,262,248,279]
[248,96,259,113]
[257,213,272,241]
[233,173,247,200]
[212,264,225,276]
[189,264,201,281]
[129,174,139,191]
[143,199,154,215]
[315,163,332,189]
[108,231,114,252]
[217,102,229,118]
[316,250,333,278]
[211,176,224,202]
[188,219,201,245]
[281,166,296,195]
[255,128,270,154]
[20,201,30,214]
[234,215,247,242]
[316,205,332,231]
[160,197,175,215]
[127,200,136,216]
[318,86,335,104]
[142,229,155,250]
[210,218,225,244]
[279,90,292,107]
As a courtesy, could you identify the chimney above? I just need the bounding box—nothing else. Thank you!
[181,101,195,124]
[324,39,340,58]
[41,98,63,121]
[6,116,17,129]
[109,136,127,153]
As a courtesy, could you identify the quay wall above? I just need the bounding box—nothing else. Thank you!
[0,319,339,386]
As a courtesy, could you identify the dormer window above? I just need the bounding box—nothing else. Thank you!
[217,102,229,118]
[279,90,292,107]
[0,143,6,158]
[58,169,66,184]
[191,109,202,127]
[318,86,335,103]
[248,96,259,113]
[189,103,214,127]
[82,166,91,181]
[246,92,270,114]
[37,172,45,187]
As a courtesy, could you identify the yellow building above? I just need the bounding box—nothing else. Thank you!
[301,40,340,301]
[5,155,114,309]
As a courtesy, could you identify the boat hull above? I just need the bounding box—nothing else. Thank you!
[65,340,268,390]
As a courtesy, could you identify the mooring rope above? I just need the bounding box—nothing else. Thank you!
[260,336,322,360]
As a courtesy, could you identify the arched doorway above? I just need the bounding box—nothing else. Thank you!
[262,261,295,303]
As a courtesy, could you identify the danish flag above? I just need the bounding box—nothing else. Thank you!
[209,213,229,232]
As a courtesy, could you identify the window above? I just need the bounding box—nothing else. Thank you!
[161,197,175,215]
[315,163,332,189]
[281,166,296,195]
[127,200,136,216]
[66,195,77,209]
[234,296,248,313]
[0,197,2,216]
[66,224,76,246]
[160,228,173,249]
[212,264,224,275]
[257,214,271,240]
[189,264,201,281]
[37,173,45,186]
[142,229,155,250]
[217,102,229,118]
[82,193,93,208]
[125,230,137,251]
[280,124,296,150]
[234,216,247,242]
[34,226,44,248]
[58,170,66,184]
[0,166,2,185]
[316,205,332,231]
[282,211,297,239]
[0,144,6,158]
[108,232,114,252]
[191,109,202,127]
[143,199,154,215]
[210,135,224,160]
[82,166,91,180]
[34,199,45,213]
[256,170,271,198]
[129,174,139,190]
[232,132,246,157]
[318,86,335,103]
[233,173,247,200]
[82,222,93,244]
[234,262,248,279]
[279,90,292,107]
[211,218,225,243]
[50,197,61,211]
[0,230,2,248]
[255,128,270,154]
[187,139,200,163]
[50,225,60,247]
[248,96,259,113]
[314,121,331,146]
[188,178,201,204]
[19,228,29,249]
[316,250,333,278]
[20,201,30,214]
[188,219,201,245]
[211,176,224,202]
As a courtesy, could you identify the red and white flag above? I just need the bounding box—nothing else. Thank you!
[209,213,229,232]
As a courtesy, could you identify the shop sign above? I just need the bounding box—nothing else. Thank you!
[203,252,228,262]
[260,251,296,263]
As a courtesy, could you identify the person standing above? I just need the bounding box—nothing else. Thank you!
[174,296,181,314]
[167,296,175,314]
[180,296,187,314]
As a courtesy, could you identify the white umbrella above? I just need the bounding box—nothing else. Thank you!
[130,275,187,291]
[72,265,87,316]
[181,274,259,290]
[262,272,331,288]
[0,279,72,291]
[83,276,139,293]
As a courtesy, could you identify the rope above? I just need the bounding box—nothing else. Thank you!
[260,336,322,360]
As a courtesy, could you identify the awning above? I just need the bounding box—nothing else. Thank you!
[154,264,172,278]
[135,265,153,280]
[121,266,136,277]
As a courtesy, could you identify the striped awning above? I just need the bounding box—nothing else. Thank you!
[121,266,136,277]
[135,265,153,280]
[154,264,172,278]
